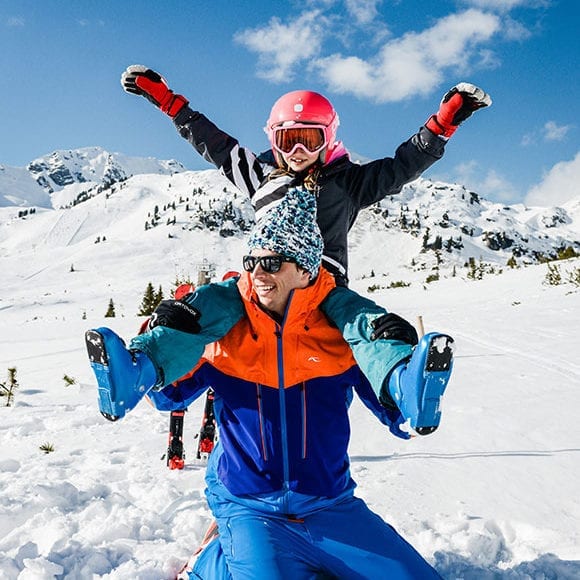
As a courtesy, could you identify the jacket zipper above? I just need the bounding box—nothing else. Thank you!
[255,383,268,461]
[276,291,296,491]
[300,382,307,459]
[276,324,290,489]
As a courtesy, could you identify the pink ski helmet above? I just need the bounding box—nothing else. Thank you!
[265,90,340,164]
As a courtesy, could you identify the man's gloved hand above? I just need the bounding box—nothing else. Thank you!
[370,312,419,345]
[121,65,189,118]
[148,299,201,334]
[426,82,491,138]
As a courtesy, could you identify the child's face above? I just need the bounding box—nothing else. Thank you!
[280,146,321,172]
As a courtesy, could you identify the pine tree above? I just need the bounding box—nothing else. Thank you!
[557,246,578,260]
[0,367,19,407]
[138,282,157,316]
[544,263,562,286]
[507,255,518,269]
[569,267,580,287]
[105,298,116,318]
[154,285,164,310]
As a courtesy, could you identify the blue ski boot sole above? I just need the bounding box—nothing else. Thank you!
[86,328,157,421]
[85,329,121,422]
[414,334,454,435]
[388,333,454,435]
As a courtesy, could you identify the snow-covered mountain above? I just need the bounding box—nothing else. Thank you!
[1,147,578,290]
[0,146,185,209]
[353,179,580,282]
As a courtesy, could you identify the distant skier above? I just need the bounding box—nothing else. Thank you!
[86,188,452,578]
[118,65,490,419]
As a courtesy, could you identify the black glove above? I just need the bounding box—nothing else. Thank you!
[148,300,201,334]
[121,65,189,118]
[370,313,418,345]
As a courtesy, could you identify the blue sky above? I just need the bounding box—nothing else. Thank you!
[1,0,578,205]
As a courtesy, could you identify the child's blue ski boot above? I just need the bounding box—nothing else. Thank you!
[387,332,454,435]
[85,328,157,421]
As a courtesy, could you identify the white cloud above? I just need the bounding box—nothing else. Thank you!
[525,152,580,206]
[6,17,25,27]
[477,48,501,68]
[543,121,572,142]
[501,16,533,40]
[76,18,105,27]
[313,9,500,102]
[234,12,329,83]
[478,169,521,202]
[521,132,536,147]
[345,0,382,25]
[461,0,549,11]
[235,4,545,102]
[521,121,573,146]
[454,160,521,203]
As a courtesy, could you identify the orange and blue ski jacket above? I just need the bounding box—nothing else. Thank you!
[149,268,406,499]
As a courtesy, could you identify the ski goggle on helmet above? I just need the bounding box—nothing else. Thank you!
[265,90,340,162]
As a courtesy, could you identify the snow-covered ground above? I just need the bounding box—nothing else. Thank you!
[1,247,579,578]
[1,163,579,578]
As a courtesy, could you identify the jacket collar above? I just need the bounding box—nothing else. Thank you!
[324,141,350,165]
[237,267,337,324]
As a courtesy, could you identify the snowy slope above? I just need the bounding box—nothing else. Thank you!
[1,158,580,578]
[1,256,579,578]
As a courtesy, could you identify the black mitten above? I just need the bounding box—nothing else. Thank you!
[370,313,418,345]
[148,300,201,334]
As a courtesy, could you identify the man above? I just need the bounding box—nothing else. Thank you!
[86,187,453,578]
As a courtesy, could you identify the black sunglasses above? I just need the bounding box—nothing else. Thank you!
[242,254,297,273]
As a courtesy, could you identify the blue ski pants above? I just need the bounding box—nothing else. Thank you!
[191,496,440,580]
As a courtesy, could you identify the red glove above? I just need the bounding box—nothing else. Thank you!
[426,82,491,138]
[121,65,189,118]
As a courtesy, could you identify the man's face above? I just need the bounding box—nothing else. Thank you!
[247,249,311,316]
